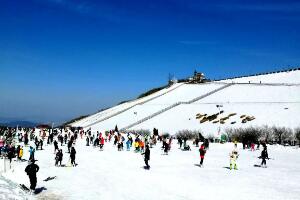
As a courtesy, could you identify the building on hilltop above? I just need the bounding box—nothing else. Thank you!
[188,70,209,83]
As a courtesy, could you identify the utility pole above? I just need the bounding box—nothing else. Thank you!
[216,104,223,136]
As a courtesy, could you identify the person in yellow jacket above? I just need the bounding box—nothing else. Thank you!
[134,141,139,152]
[19,146,23,161]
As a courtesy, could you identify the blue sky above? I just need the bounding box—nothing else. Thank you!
[0,0,299,124]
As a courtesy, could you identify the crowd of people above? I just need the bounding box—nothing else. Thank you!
[0,125,270,194]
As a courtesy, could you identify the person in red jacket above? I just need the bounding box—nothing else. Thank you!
[100,137,105,150]
[199,143,206,167]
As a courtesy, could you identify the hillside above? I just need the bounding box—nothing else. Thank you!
[70,69,300,136]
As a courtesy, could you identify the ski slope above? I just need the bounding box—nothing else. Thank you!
[219,69,300,84]
[1,138,300,200]
[71,70,300,136]
[132,103,300,135]
[70,83,185,128]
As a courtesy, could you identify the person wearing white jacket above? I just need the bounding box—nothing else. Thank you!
[229,143,239,170]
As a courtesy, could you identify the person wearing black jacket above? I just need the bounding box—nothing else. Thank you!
[54,140,58,154]
[261,146,269,167]
[70,147,76,167]
[142,145,150,168]
[55,149,63,166]
[25,160,39,191]
[67,139,73,153]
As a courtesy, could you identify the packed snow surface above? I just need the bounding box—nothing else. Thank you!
[1,138,300,200]
[71,70,300,135]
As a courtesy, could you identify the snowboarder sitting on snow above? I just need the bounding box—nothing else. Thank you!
[229,143,239,170]
[25,160,39,192]
[141,144,150,168]
[199,143,206,167]
[183,145,191,151]
[260,145,269,168]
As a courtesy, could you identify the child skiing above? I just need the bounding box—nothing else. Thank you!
[141,144,150,169]
[229,143,239,170]
[260,145,269,168]
[199,143,206,167]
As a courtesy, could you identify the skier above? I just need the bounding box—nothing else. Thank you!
[86,136,90,146]
[64,134,68,145]
[195,138,200,147]
[29,146,35,161]
[67,139,73,153]
[126,139,131,151]
[141,144,150,169]
[163,140,169,155]
[54,140,59,154]
[39,139,43,150]
[19,146,23,161]
[59,135,63,146]
[7,145,14,165]
[70,146,76,167]
[229,144,239,170]
[178,137,183,149]
[199,143,206,167]
[251,143,255,151]
[16,145,21,161]
[100,137,104,150]
[24,133,29,145]
[35,137,39,150]
[25,160,39,192]
[55,149,63,166]
[260,146,269,168]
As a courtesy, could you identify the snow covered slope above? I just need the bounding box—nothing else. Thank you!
[2,139,300,200]
[71,70,300,135]
[218,69,300,84]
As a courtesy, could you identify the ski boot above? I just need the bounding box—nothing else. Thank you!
[234,164,238,170]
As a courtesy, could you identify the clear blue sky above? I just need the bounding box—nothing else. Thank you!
[0,0,299,124]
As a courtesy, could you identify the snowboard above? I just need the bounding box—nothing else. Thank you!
[20,184,46,195]
[254,164,267,168]
[43,176,57,182]
[194,164,203,168]
[20,184,30,192]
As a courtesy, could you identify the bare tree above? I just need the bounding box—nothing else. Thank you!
[272,126,293,144]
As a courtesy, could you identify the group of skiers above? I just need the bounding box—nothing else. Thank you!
[194,140,269,169]
[0,125,273,195]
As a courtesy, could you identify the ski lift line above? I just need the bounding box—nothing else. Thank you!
[121,83,233,131]
[80,83,185,128]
